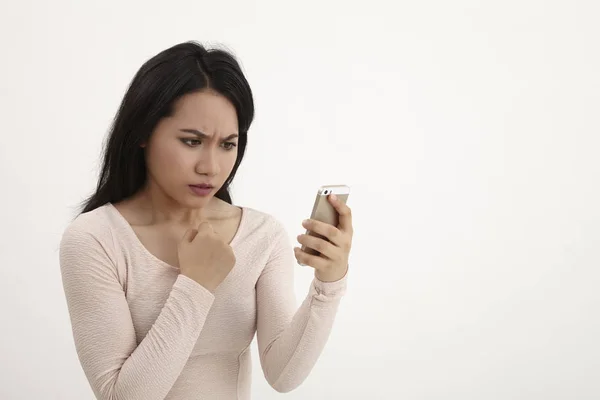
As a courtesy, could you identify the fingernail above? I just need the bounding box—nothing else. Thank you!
[330,194,337,201]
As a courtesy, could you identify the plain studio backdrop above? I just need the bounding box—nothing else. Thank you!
[1,0,599,399]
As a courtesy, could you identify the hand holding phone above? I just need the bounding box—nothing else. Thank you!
[295,185,353,282]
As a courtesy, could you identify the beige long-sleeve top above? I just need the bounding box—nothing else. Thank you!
[59,203,347,400]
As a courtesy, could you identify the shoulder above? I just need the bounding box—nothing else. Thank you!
[59,203,120,261]
[240,206,288,235]
[239,208,295,268]
[62,203,114,237]
[239,207,293,253]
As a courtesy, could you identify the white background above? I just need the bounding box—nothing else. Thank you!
[1,0,599,399]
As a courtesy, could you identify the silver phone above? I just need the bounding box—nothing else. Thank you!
[300,184,350,259]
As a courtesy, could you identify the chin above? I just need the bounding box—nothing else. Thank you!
[185,196,212,207]
[184,191,215,206]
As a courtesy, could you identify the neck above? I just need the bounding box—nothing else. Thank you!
[134,182,224,226]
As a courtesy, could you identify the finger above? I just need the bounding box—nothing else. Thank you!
[181,228,199,243]
[294,247,329,270]
[197,220,214,233]
[302,219,343,247]
[197,206,209,223]
[328,194,353,233]
[297,234,339,260]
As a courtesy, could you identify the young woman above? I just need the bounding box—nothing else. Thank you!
[59,41,353,400]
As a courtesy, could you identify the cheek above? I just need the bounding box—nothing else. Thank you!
[147,143,191,177]
[218,150,238,178]
[222,150,238,169]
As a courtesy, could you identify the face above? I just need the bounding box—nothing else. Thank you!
[143,89,239,208]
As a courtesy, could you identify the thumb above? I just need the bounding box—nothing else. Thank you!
[196,207,213,232]
[181,227,199,243]
[197,220,213,233]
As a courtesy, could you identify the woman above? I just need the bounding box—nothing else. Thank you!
[59,41,353,400]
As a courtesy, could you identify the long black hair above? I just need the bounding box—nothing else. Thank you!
[79,41,254,214]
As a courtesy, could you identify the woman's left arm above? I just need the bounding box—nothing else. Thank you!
[256,195,353,393]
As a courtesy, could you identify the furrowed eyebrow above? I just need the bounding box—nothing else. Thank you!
[179,129,239,141]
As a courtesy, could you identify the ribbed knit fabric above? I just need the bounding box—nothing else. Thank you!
[59,203,347,400]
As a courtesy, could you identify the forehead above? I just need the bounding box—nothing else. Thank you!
[169,90,238,134]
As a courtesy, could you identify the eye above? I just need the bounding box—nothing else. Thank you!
[222,142,237,151]
[181,138,201,147]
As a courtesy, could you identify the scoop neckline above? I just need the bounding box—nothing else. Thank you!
[105,202,247,270]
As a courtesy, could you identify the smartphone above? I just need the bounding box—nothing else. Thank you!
[300,184,351,259]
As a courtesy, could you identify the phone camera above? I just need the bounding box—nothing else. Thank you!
[324,190,329,194]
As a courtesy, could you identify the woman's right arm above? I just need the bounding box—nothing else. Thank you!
[59,224,214,400]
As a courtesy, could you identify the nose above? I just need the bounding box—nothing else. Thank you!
[194,147,220,177]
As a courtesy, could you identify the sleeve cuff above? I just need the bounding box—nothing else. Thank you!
[310,267,348,300]
[173,274,216,315]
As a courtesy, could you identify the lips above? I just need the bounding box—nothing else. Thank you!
[189,184,214,197]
